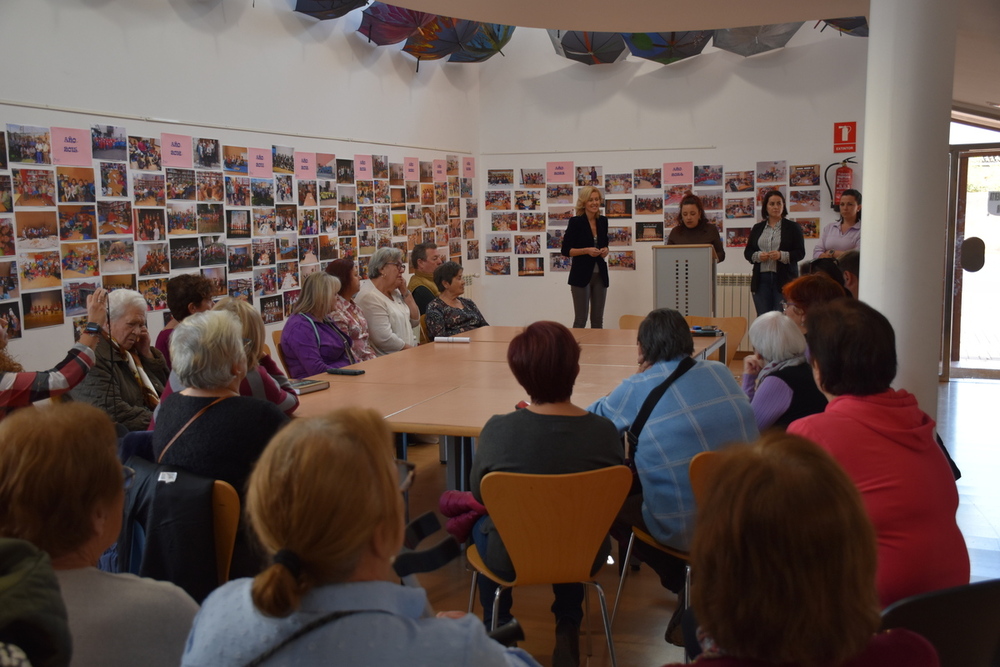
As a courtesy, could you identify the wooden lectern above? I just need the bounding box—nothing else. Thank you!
[652,244,717,317]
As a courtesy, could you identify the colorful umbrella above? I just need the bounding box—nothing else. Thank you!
[448,24,515,63]
[403,16,482,66]
[622,31,713,65]
[819,17,869,37]
[294,0,368,21]
[548,30,629,65]
[357,2,435,46]
[713,23,804,57]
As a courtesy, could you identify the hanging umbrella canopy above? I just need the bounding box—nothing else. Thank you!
[548,30,629,65]
[357,2,436,46]
[294,0,368,21]
[448,23,515,63]
[819,17,869,37]
[622,31,713,65]
[403,16,482,62]
[713,23,804,57]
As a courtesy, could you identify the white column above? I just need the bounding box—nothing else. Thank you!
[860,0,957,419]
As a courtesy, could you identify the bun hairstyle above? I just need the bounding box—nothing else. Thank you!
[677,192,708,227]
[248,408,403,617]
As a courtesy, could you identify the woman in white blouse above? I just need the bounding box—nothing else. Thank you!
[354,247,419,355]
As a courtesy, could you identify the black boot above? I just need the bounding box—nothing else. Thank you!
[553,618,581,667]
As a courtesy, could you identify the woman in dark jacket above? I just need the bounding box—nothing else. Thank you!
[744,190,805,316]
[560,185,609,328]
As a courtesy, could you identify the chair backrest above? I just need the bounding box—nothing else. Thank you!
[618,314,645,330]
[689,450,724,508]
[419,314,430,344]
[880,578,1000,667]
[480,466,633,587]
[685,315,747,367]
[212,480,240,585]
[271,329,291,377]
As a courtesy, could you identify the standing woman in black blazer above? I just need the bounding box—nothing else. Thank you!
[744,190,805,316]
[561,186,610,328]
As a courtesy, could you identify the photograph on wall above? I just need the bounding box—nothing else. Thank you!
[390,187,406,211]
[357,180,375,206]
[193,138,221,169]
[277,236,297,262]
[724,170,754,192]
[357,206,375,231]
[636,221,664,242]
[664,185,691,207]
[0,134,5,170]
[464,199,478,219]
[12,168,56,207]
[548,206,573,223]
[277,260,299,290]
[608,226,632,246]
[133,174,165,206]
[336,159,354,184]
[375,180,391,206]
[520,169,545,187]
[546,229,565,250]
[372,154,389,180]
[433,182,447,205]
[607,251,635,270]
[297,237,317,263]
[605,198,632,218]
[0,218,12,256]
[320,209,337,235]
[319,235,339,261]
[756,185,787,206]
[707,212,724,233]
[100,162,128,198]
[260,294,282,324]
[485,255,510,276]
[337,236,356,261]
[252,208,276,236]
[223,145,249,174]
[726,227,752,247]
[513,190,540,211]
[197,203,224,234]
[318,180,338,208]
[135,242,169,275]
[196,171,223,202]
[486,234,511,253]
[694,165,723,187]
[796,217,821,238]
[467,240,479,260]
[419,161,433,183]
[166,202,197,235]
[224,208,250,239]
[756,161,787,184]
[635,195,664,215]
[201,266,226,297]
[64,279,97,317]
[254,267,278,296]
[699,189,723,210]
[61,242,99,279]
[513,234,541,255]
[7,125,52,165]
[0,301,21,339]
[224,176,250,206]
[99,239,134,274]
[359,229,378,255]
[462,219,476,240]
[518,257,544,277]
[128,136,161,171]
[16,211,58,249]
[605,173,632,194]
[487,169,514,188]
[170,237,200,269]
[58,205,97,241]
[547,184,573,204]
[418,183,435,207]
[251,178,274,206]
[519,212,546,232]
[228,278,253,304]
[300,263,320,280]
[405,182,420,204]
[315,154,336,180]
[0,176,10,213]
[491,212,517,232]
[282,289,300,318]
[447,237,460,258]
[200,235,226,266]
[791,164,821,186]
[252,238,276,266]
[576,166,602,187]
[138,278,167,310]
[22,289,63,329]
[633,168,662,189]
[275,174,294,204]
[102,273,136,292]
[272,145,294,174]
[389,162,404,185]
[447,218,461,240]
[134,208,166,241]
[550,253,571,272]
[336,186,356,211]
[374,205,390,230]
[789,189,821,212]
[0,260,18,301]
[298,209,318,236]
[664,206,680,229]
[228,243,252,274]
[275,205,297,233]
[55,167,96,204]
[725,197,755,219]
[91,125,127,162]
[97,201,133,236]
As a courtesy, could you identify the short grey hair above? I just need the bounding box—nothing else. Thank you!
[368,247,404,279]
[170,310,244,390]
[749,311,807,364]
[108,289,147,323]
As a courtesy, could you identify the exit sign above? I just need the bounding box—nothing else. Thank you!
[834,122,857,153]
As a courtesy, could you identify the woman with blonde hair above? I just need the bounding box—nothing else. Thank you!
[182,409,539,667]
[560,185,609,328]
[279,271,355,378]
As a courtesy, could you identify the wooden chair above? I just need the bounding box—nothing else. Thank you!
[211,480,240,584]
[611,450,724,627]
[466,466,632,667]
[684,316,747,367]
[880,578,1000,667]
[419,314,430,344]
[618,314,645,330]
[271,329,291,377]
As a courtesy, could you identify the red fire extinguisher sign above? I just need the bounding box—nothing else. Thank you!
[834,122,857,153]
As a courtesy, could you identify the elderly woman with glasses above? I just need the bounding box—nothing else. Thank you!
[71,288,168,432]
[0,402,198,667]
[354,247,419,355]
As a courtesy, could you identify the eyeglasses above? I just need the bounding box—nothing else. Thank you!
[781,301,801,314]
[122,465,136,491]
[386,262,403,270]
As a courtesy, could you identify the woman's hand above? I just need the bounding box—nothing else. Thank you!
[135,325,153,359]
[85,288,109,327]
[599,247,609,258]
[588,247,602,257]
[743,354,763,377]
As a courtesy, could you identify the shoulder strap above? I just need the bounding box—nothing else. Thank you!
[157,396,227,463]
[627,356,696,451]
[242,609,392,667]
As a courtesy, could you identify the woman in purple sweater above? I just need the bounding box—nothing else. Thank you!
[279,272,354,379]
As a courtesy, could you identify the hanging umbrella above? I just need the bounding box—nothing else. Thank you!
[548,30,629,65]
[294,0,368,21]
[713,23,804,57]
[357,2,435,46]
[818,17,869,37]
[403,16,482,64]
[448,24,515,63]
[622,31,713,65]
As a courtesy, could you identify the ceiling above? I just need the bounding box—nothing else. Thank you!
[383,0,1000,126]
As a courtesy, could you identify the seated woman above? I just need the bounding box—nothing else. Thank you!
[780,273,846,333]
[469,321,623,667]
[425,261,489,339]
[355,247,419,355]
[788,299,969,607]
[0,402,198,667]
[0,287,108,421]
[182,408,539,667]
[71,289,168,432]
[668,432,937,667]
[154,274,214,368]
[740,312,826,431]
[154,297,298,424]
[326,258,377,361]
[155,310,289,577]
[280,271,355,378]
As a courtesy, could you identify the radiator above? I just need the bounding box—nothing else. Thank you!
[716,273,754,353]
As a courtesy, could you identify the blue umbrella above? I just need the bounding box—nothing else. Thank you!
[622,31,713,65]
[294,0,368,21]
[448,24,516,63]
[713,23,804,57]
[357,2,435,46]
[403,17,482,66]
[548,30,629,65]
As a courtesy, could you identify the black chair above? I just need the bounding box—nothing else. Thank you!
[881,578,1000,667]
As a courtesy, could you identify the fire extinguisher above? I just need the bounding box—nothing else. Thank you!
[824,157,857,210]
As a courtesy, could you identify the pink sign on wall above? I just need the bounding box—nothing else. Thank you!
[433,159,447,182]
[404,157,419,180]
[354,154,372,179]
[295,152,315,179]
[161,133,192,168]
[462,157,476,178]
[663,162,693,185]
[50,127,92,166]
[547,161,573,183]
[248,148,272,177]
